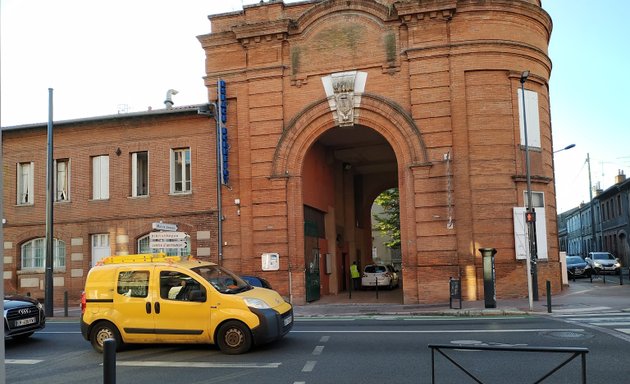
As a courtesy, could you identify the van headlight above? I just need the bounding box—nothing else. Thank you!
[614,262,621,268]
[243,298,271,309]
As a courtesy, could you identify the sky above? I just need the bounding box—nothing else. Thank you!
[1,0,628,213]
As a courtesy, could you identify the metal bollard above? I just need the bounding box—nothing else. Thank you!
[103,338,116,384]
[546,280,552,313]
[64,291,69,317]
[621,269,624,286]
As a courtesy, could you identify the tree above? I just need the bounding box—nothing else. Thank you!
[372,188,400,249]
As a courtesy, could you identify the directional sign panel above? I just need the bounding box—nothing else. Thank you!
[152,222,178,232]
[150,241,188,249]
[150,232,187,240]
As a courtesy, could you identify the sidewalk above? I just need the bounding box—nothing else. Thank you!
[292,277,630,318]
[50,276,630,320]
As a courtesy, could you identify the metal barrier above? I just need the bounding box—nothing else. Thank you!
[428,344,588,384]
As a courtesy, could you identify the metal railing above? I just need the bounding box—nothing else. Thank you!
[428,344,589,383]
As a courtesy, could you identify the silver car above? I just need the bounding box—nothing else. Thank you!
[361,264,399,289]
[585,252,621,275]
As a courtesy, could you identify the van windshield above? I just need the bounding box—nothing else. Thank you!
[192,265,252,294]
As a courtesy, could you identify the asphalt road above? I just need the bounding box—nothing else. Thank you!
[5,313,630,384]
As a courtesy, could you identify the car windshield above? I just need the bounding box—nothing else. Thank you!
[566,256,583,263]
[365,265,387,273]
[593,253,614,260]
[192,265,252,294]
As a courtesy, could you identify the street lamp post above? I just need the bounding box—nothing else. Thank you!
[520,70,539,306]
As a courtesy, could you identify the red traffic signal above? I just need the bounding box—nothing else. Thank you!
[525,211,536,223]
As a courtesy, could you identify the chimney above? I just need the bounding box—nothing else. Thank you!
[164,89,178,109]
[615,170,626,184]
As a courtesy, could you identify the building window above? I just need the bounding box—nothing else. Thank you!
[131,151,149,197]
[21,238,66,269]
[137,233,190,257]
[55,159,70,202]
[91,234,111,267]
[92,155,109,200]
[171,148,191,194]
[17,162,34,205]
[517,88,541,148]
[523,191,544,208]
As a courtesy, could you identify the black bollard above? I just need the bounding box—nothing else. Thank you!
[546,280,552,313]
[375,276,379,300]
[64,291,69,317]
[103,338,116,384]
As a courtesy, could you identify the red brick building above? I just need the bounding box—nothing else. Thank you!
[3,0,558,306]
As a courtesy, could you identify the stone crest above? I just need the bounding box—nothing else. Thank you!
[332,73,356,127]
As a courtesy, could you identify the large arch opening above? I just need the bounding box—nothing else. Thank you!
[272,95,429,305]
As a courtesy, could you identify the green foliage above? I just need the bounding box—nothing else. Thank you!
[373,188,400,249]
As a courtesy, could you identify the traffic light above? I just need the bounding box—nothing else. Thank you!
[525,210,536,223]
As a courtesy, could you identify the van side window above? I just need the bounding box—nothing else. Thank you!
[117,270,149,298]
[160,271,206,302]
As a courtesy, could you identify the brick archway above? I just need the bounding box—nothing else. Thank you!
[271,93,429,177]
[271,94,430,304]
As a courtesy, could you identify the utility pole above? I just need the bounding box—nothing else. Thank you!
[586,153,597,253]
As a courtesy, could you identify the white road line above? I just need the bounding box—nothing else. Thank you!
[590,322,630,326]
[550,306,612,314]
[617,329,630,334]
[312,345,324,355]
[301,361,317,372]
[115,361,280,369]
[319,335,330,343]
[292,328,584,334]
[5,359,43,365]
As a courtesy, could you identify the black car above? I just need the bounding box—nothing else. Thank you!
[241,275,273,289]
[566,255,591,278]
[4,294,46,340]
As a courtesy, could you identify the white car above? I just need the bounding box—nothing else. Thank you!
[361,264,399,289]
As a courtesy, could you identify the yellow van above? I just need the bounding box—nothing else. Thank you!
[80,254,293,354]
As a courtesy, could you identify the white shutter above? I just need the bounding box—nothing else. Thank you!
[518,89,541,148]
[101,155,109,199]
[513,207,548,260]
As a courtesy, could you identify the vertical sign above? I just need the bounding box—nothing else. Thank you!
[217,79,229,185]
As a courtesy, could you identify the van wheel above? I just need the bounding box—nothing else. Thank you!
[216,321,252,355]
[90,321,123,353]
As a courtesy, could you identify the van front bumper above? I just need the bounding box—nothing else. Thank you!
[249,307,293,346]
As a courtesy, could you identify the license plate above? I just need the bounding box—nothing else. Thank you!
[283,314,293,326]
[15,317,36,327]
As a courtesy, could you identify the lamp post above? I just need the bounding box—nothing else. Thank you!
[520,70,539,307]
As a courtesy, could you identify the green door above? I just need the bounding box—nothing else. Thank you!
[305,243,320,302]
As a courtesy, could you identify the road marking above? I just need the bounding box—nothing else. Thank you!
[550,306,612,314]
[617,328,630,334]
[319,335,330,342]
[312,345,324,355]
[301,360,317,372]
[590,322,630,326]
[5,359,43,365]
[292,328,584,334]
[115,361,280,369]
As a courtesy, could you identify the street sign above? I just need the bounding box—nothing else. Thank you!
[152,222,178,231]
[150,232,187,240]
[150,241,188,249]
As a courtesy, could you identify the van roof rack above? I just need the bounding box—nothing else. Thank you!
[100,253,181,265]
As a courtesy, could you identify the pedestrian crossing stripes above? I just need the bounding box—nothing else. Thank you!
[554,310,630,338]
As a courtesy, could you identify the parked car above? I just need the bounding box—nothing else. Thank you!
[241,275,273,289]
[585,252,621,275]
[566,255,591,278]
[361,264,399,289]
[4,294,46,340]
